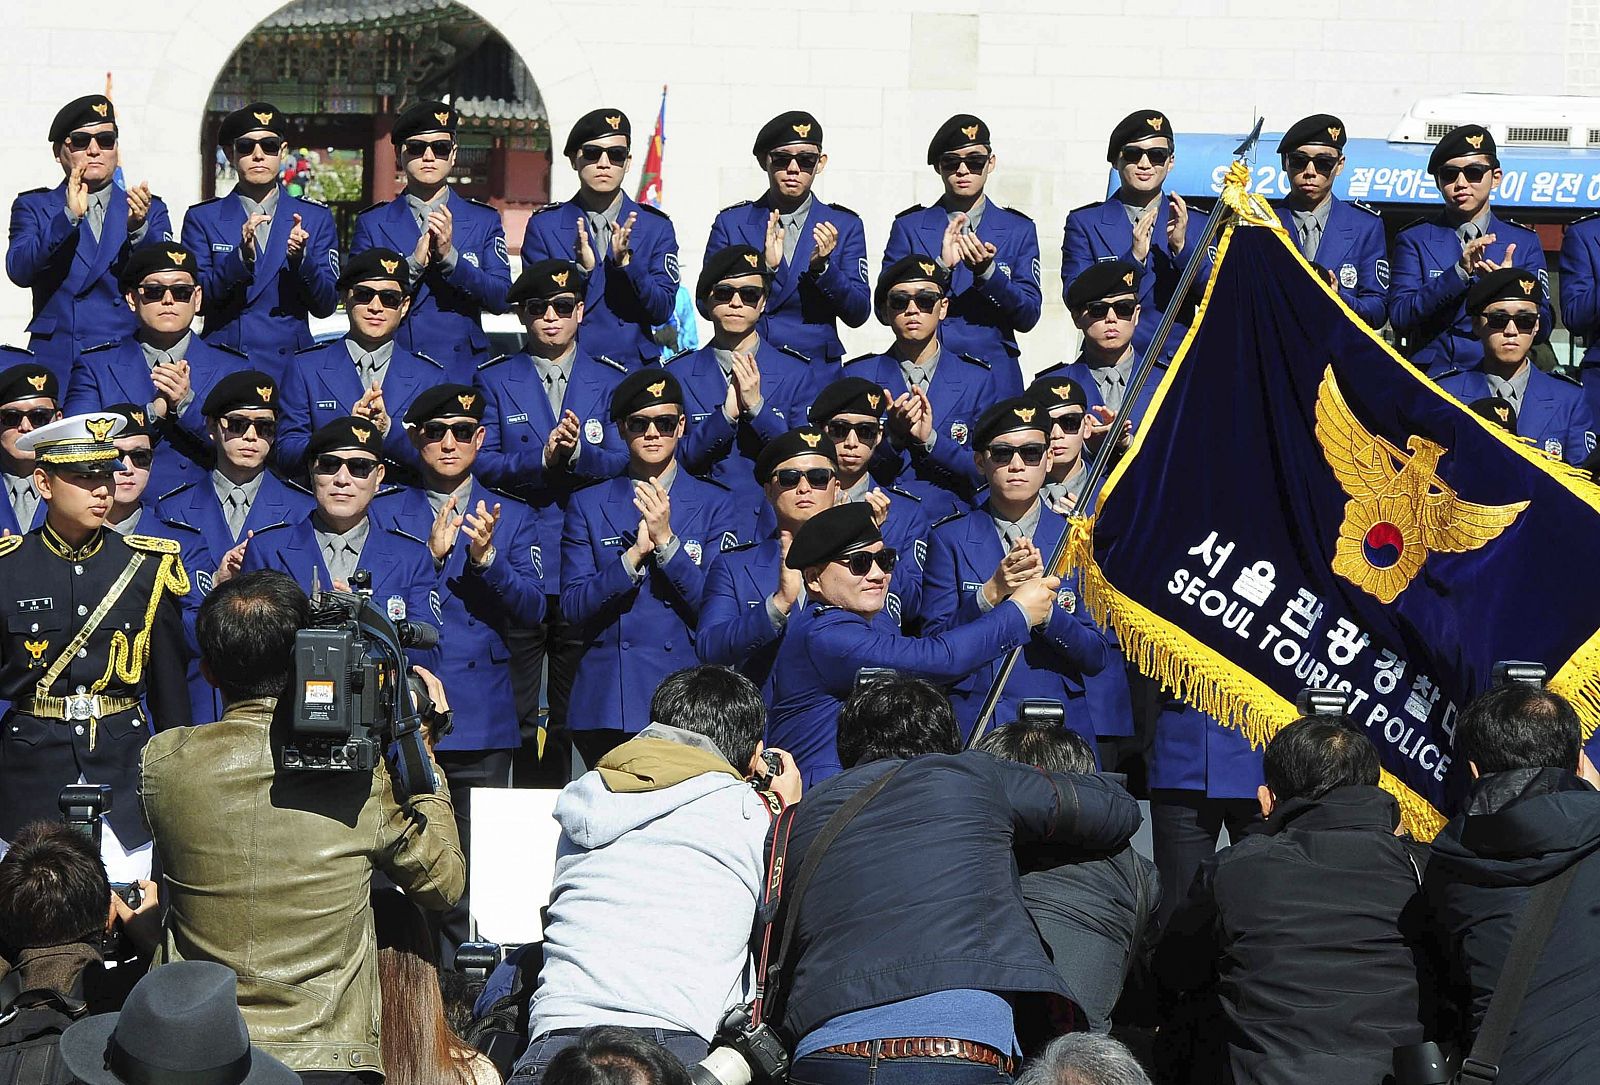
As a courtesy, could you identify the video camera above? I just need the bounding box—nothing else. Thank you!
[286,569,449,802]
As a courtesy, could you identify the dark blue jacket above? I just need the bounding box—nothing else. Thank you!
[145,505,223,725]
[1435,362,1595,464]
[1558,213,1600,421]
[778,752,1141,1041]
[1149,699,1263,799]
[1273,196,1389,328]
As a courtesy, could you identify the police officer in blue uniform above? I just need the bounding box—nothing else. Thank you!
[237,416,440,670]
[277,247,444,477]
[521,109,680,370]
[351,101,513,384]
[766,502,1059,785]
[1061,109,1210,361]
[7,94,172,395]
[922,397,1109,744]
[884,114,1042,389]
[1272,114,1388,328]
[0,362,63,537]
[560,369,743,764]
[836,255,1016,521]
[1391,124,1550,374]
[704,110,870,367]
[1434,267,1594,463]
[1035,261,1159,448]
[66,244,235,499]
[180,103,340,384]
[1559,210,1600,420]
[671,244,823,533]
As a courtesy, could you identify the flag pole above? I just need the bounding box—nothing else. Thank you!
[965,118,1264,749]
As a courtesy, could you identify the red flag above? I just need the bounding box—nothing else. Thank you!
[636,86,667,208]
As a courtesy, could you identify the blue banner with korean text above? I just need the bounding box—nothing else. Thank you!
[1069,187,1600,836]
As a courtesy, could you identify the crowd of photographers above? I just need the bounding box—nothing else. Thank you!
[1,563,1598,1085]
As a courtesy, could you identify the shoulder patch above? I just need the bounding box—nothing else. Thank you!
[414,352,445,369]
[895,203,927,218]
[124,533,181,555]
[718,199,754,214]
[1001,204,1034,222]
[0,535,22,558]
[1349,199,1382,217]
[636,203,670,220]
[931,510,968,529]
[774,344,810,363]
[477,353,512,371]
[82,340,118,354]
[958,352,993,370]
[595,354,630,373]
[387,526,428,546]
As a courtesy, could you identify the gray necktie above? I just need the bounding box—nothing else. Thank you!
[1001,522,1025,549]
[1486,374,1520,408]
[904,365,929,392]
[224,490,247,538]
[323,538,357,583]
[545,368,568,415]
[780,213,803,264]
[588,212,611,260]
[1460,222,1481,249]
[1294,212,1321,261]
[354,351,384,389]
[9,478,36,528]
[254,215,272,255]
[87,196,106,243]
[1100,370,1126,414]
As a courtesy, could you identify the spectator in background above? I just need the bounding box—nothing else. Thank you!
[540,1028,690,1085]
[1014,1033,1152,1085]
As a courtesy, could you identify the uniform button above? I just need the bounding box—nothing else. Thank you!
[75,685,85,694]
[29,623,37,633]
[77,605,87,616]
[73,725,84,736]
[620,640,630,649]
[664,643,672,652]
[467,661,476,669]
[77,649,87,658]
[74,565,83,575]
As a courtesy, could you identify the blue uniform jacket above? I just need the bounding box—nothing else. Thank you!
[0,499,47,538]
[1035,355,1169,438]
[883,201,1042,381]
[180,187,339,382]
[276,337,445,476]
[143,508,221,725]
[670,340,823,529]
[351,193,512,383]
[1149,701,1263,799]
[1434,363,1595,464]
[238,513,441,670]
[1272,196,1389,328]
[835,349,1018,521]
[474,350,631,588]
[370,482,545,751]
[1558,213,1600,420]
[560,470,742,733]
[1390,212,1550,373]
[695,537,789,699]
[7,181,173,394]
[520,194,679,369]
[704,196,871,364]
[767,599,1032,785]
[65,336,237,499]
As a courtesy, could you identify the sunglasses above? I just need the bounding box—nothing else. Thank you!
[773,467,835,490]
[1285,151,1340,175]
[710,284,766,305]
[767,150,820,172]
[886,289,942,314]
[349,285,405,309]
[1119,145,1171,167]
[578,144,629,165]
[219,415,276,439]
[136,282,197,303]
[1052,411,1086,432]
[419,420,480,442]
[985,442,1047,466]
[403,139,454,158]
[937,152,990,174]
[118,448,154,470]
[312,454,380,479]
[1083,299,1138,321]
[65,131,116,151]
[1435,163,1494,185]
[624,413,681,436]
[233,136,285,157]
[824,420,881,443]
[0,408,56,429]
[1481,310,1539,333]
[522,296,579,318]
[834,548,898,576]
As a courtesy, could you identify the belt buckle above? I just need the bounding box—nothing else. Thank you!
[65,694,95,721]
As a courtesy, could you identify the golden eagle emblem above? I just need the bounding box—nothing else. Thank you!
[1013,407,1036,422]
[168,251,187,265]
[85,417,116,442]
[457,393,476,410]
[1314,366,1527,604]
[917,261,936,276]
[26,375,47,391]
[743,253,759,267]
[1052,385,1072,400]
[1121,271,1135,286]
[866,392,881,409]
[253,111,274,125]
[379,258,399,275]
[800,432,821,447]
[256,385,273,402]
[1146,116,1163,131]
[91,102,108,117]
[961,124,980,140]
[604,115,622,130]
[24,639,47,665]
[646,380,666,397]
[1517,277,1535,295]
[350,426,371,443]
[130,410,144,425]
[792,123,812,138]
[1465,133,1485,149]
[1328,125,1342,140]
[551,270,570,287]
[434,111,451,126]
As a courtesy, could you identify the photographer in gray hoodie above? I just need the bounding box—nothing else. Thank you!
[509,665,801,1083]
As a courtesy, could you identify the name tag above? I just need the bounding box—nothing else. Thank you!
[16,597,52,612]
[962,581,984,593]
[691,412,712,422]
[211,243,235,253]
[601,536,624,548]
[507,413,529,425]
[316,400,338,410]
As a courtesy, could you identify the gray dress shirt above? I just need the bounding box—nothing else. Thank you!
[346,339,395,390]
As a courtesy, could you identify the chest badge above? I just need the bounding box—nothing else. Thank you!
[24,639,48,667]
[950,421,969,445]
[585,418,604,444]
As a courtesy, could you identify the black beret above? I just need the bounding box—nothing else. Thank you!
[391,100,458,146]
[102,402,153,441]
[973,397,1052,448]
[1106,109,1172,164]
[1466,267,1542,314]
[785,502,880,570]
[218,103,289,146]
[754,426,838,483]
[202,370,278,417]
[508,259,588,304]
[696,245,771,312]
[753,111,822,158]
[1429,124,1498,173]
[1277,114,1346,154]
[1025,375,1089,415]
[50,95,115,143]
[609,369,683,422]
[809,378,890,423]
[927,114,990,164]
[0,362,57,405]
[564,108,630,157]
[337,247,410,292]
[404,383,486,425]
[874,254,949,316]
[305,416,384,461]
[1469,396,1518,435]
[1066,260,1141,310]
[118,244,199,292]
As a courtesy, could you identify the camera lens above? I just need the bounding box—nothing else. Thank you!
[688,1048,755,1085]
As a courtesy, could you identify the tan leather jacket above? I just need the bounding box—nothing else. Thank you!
[139,696,465,1075]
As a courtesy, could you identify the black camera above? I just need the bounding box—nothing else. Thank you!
[58,784,141,909]
[454,941,502,983]
[285,570,447,801]
[1392,1040,1455,1085]
[689,1003,791,1085]
[1493,660,1547,687]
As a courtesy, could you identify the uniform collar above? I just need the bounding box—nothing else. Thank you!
[41,522,106,561]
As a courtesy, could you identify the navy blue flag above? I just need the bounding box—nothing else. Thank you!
[1069,178,1600,836]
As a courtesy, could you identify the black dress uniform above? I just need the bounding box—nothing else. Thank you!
[0,414,190,848]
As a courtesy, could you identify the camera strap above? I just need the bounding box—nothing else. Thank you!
[1457,861,1579,1085]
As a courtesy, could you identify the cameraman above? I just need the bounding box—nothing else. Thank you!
[139,570,464,1084]
[508,665,800,1083]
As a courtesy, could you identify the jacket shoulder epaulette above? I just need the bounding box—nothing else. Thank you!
[0,535,23,559]
[895,203,926,218]
[719,199,753,214]
[154,517,204,537]
[637,203,670,220]
[887,484,922,503]
[357,201,387,216]
[664,348,695,368]
[930,509,968,530]
[1349,199,1382,217]
[720,539,758,554]
[1499,216,1536,232]
[595,354,630,373]
[155,481,196,503]
[460,195,496,212]
[18,187,49,197]
[843,352,878,367]
[775,344,810,363]
[386,525,428,546]
[415,351,445,369]
[0,345,35,357]
[528,202,561,217]
[192,194,225,208]
[958,352,993,370]
[1001,204,1034,222]
[281,477,313,497]
[1572,210,1600,228]
[295,341,327,355]
[1396,217,1433,234]
[296,195,329,209]
[124,534,181,555]
[477,353,512,372]
[209,342,250,359]
[1070,199,1106,214]
[1432,365,1465,381]
[246,521,292,541]
[829,202,861,219]
[82,340,118,355]
[1550,368,1583,388]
